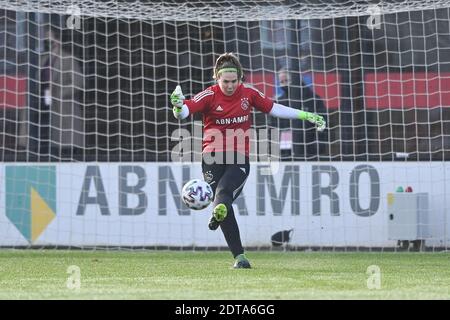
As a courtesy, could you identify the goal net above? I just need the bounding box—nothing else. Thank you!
[0,0,449,251]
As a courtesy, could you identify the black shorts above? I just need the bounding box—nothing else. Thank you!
[202,152,250,201]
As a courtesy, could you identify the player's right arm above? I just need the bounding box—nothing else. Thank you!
[170,85,190,120]
[170,85,213,120]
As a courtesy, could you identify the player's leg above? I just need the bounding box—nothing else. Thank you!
[202,152,251,268]
[208,159,249,228]
[213,161,251,267]
[202,151,228,228]
[201,152,225,209]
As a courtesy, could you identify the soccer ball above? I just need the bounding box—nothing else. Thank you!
[181,179,214,210]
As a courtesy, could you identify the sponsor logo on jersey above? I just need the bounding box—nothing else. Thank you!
[216,105,223,112]
[215,115,249,125]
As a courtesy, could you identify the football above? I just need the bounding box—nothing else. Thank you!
[181,179,214,210]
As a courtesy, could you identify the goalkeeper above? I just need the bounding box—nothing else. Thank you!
[170,52,325,269]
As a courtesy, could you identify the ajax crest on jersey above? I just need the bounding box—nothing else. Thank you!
[240,97,249,110]
[182,179,214,210]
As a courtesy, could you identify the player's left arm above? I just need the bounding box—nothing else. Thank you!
[269,103,326,132]
[249,85,326,132]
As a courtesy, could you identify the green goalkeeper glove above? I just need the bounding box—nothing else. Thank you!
[170,85,185,115]
[299,110,326,132]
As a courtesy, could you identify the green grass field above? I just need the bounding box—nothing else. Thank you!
[0,250,449,299]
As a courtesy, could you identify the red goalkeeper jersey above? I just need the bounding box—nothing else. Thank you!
[184,83,274,156]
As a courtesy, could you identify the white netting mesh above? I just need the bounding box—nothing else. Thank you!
[1,0,450,21]
[0,0,449,250]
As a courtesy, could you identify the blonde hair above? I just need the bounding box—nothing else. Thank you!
[213,52,244,81]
